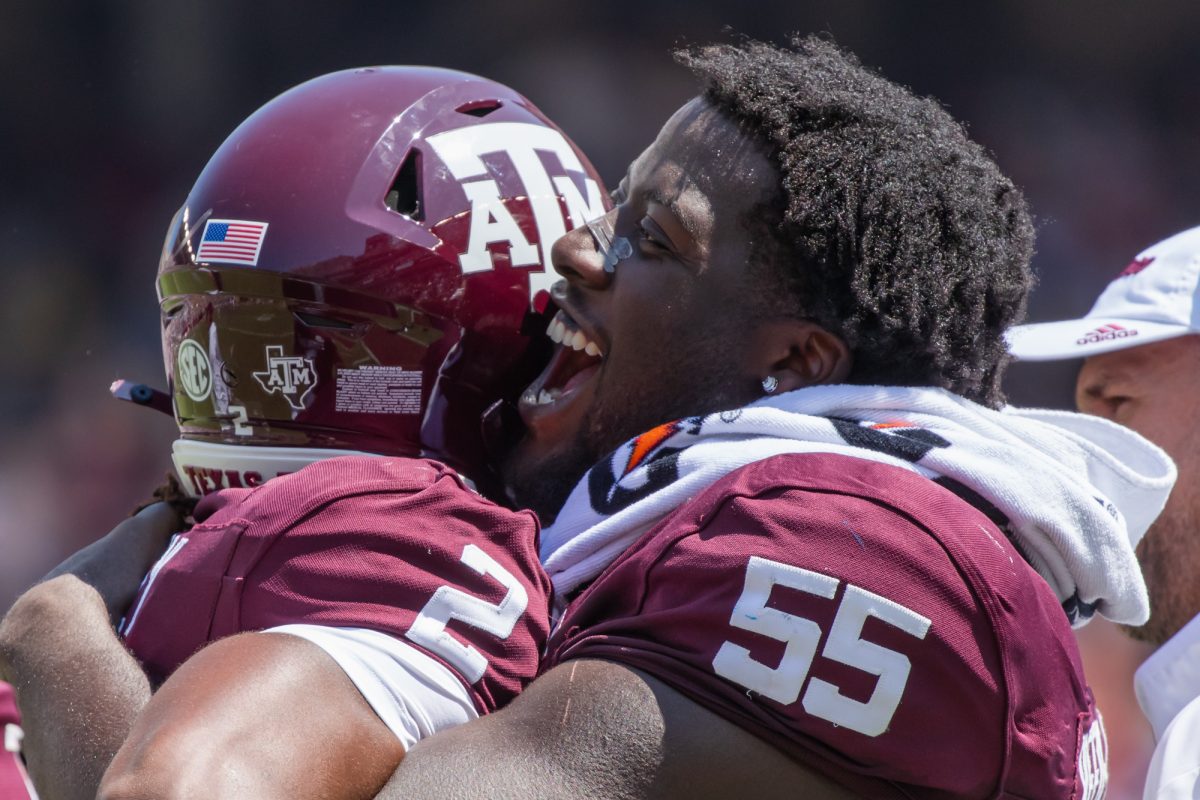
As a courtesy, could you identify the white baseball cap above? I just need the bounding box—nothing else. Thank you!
[1007,225,1200,361]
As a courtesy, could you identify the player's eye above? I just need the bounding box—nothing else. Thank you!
[636,216,671,254]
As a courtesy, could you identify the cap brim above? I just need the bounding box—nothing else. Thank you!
[1006,318,1191,361]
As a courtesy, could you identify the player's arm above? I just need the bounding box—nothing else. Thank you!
[98,631,403,800]
[104,459,546,799]
[0,504,181,800]
[378,657,859,800]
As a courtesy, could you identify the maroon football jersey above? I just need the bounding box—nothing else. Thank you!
[122,456,550,714]
[0,683,17,730]
[0,682,33,800]
[546,453,1105,799]
[0,681,31,800]
[0,751,32,800]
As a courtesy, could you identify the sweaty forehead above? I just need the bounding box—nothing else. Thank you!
[629,99,776,241]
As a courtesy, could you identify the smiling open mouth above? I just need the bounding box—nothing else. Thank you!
[519,310,604,411]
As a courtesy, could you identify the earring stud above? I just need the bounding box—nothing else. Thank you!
[761,375,779,394]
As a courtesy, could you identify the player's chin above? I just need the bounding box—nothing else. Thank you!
[500,425,594,525]
[499,393,597,525]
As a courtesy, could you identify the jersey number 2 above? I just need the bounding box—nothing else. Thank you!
[712,555,930,737]
[405,544,529,684]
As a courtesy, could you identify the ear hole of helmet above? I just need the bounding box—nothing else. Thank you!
[455,99,502,118]
[385,150,423,220]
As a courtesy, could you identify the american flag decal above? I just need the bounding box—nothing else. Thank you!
[196,219,269,266]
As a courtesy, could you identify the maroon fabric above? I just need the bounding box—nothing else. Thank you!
[0,683,17,727]
[122,456,550,714]
[0,749,32,800]
[547,453,1100,800]
[0,683,32,800]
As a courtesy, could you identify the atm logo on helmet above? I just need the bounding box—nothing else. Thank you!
[426,122,606,303]
[253,346,318,410]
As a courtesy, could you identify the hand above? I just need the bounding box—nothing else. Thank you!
[42,502,185,622]
[130,471,197,521]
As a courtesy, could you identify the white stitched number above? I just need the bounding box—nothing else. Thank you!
[802,584,932,735]
[229,404,252,436]
[405,544,528,684]
[712,556,931,737]
[712,558,836,706]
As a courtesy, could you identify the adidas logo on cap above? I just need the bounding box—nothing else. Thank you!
[1076,323,1139,346]
[1007,224,1200,361]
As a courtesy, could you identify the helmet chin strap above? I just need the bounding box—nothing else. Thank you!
[110,379,174,417]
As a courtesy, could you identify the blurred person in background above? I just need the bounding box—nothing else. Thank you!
[0,64,609,799]
[1009,225,1200,800]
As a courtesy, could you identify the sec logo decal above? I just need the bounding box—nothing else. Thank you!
[177,339,213,402]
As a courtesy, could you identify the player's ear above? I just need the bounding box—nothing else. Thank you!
[753,320,852,393]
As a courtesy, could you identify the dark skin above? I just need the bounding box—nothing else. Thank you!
[0,506,402,800]
[2,98,860,799]
[382,659,854,800]
[0,504,179,800]
[99,632,402,800]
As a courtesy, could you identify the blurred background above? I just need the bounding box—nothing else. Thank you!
[3,1,1197,795]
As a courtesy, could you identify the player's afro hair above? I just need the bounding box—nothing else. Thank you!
[676,35,1034,407]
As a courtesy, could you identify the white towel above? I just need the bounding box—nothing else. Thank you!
[541,385,1176,627]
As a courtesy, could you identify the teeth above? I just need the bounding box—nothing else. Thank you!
[522,388,564,406]
[530,388,563,406]
[544,311,604,358]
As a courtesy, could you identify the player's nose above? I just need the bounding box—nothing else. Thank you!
[550,215,616,291]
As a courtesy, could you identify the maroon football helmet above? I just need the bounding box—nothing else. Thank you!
[135,67,606,496]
